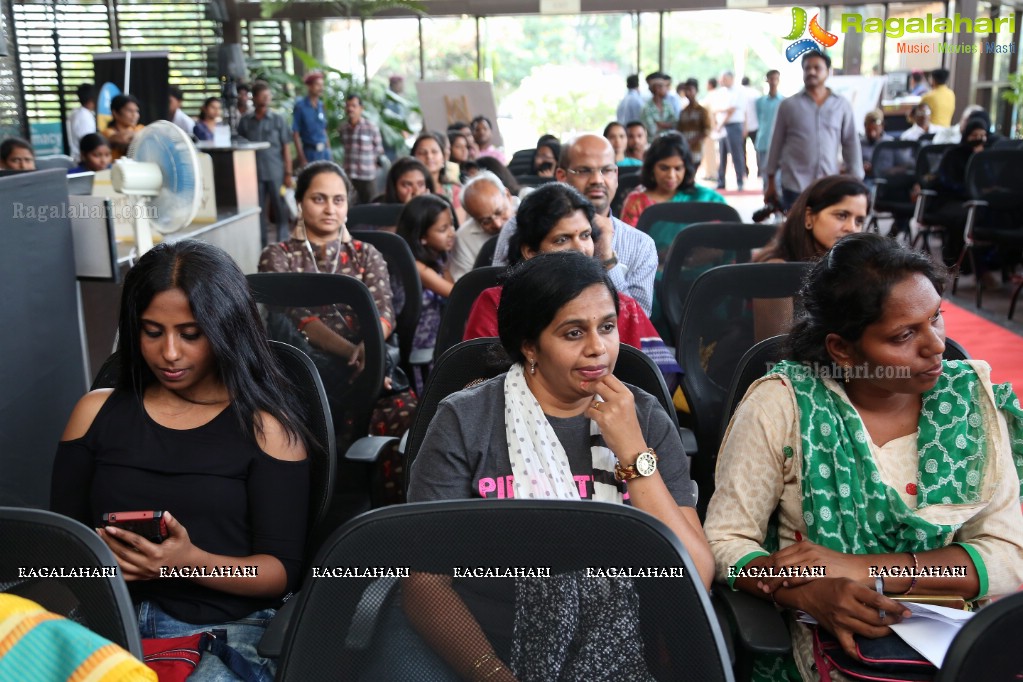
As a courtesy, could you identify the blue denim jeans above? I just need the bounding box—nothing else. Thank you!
[137,601,277,682]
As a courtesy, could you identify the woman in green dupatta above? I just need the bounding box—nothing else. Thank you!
[705,233,1023,681]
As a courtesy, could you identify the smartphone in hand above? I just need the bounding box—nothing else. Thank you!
[101,511,169,544]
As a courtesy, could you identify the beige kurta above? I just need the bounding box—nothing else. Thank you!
[705,360,1023,681]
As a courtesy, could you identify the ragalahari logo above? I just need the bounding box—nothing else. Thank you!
[783,8,839,62]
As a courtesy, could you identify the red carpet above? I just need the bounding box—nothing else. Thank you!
[942,301,1023,391]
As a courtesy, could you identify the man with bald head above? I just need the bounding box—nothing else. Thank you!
[493,134,657,314]
[449,170,516,280]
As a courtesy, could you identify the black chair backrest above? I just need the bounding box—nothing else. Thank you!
[89,340,337,552]
[506,148,536,176]
[935,590,1023,681]
[872,140,920,185]
[513,174,556,188]
[660,222,777,344]
[347,203,404,230]
[266,341,337,544]
[916,143,956,180]
[677,262,810,510]
[274,499,733,682]
[351,230,423,377]
[965,148,1023,211]
[406,338,680,493]
[610,171,643,217]
[246,272,385,442]
[0,507,143,657]
[472,235,499,269]
[720,334,973,443]
[634,202,743,235]
[432,265,503,361]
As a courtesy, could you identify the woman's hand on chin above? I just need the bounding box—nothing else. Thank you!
[98,511,199,582]
[793,578,910,659]
[584,374,646,461]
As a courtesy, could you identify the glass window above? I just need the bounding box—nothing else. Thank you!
[881,2,946,76]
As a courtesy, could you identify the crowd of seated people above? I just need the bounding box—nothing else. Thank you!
[9,47,1023,680]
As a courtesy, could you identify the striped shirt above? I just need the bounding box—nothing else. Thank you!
[341,118,383,181]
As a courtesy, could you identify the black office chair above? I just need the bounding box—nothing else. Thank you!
[719,334,972,445]
[472,235,499,269]
[0,507,143,658]
[432,265,503,361]
[246,273,385,442]
[273,499,734,682]
[91,339,338,552]
[405,338,685,495]
[506,148,536,177]
[347,203,404,231]
[867,140,920,236]
[513,173,556,188]
[351,230,423,379]
[935,591,1023,681]
[635,202,743,236]
[911,143,957,252]
[611,171,643,217]
[954,149,1023,310]
[660,222,777,344]
[676,262,810,517]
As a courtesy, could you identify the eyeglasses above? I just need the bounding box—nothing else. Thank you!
[565,166,619,179]
[476,206,507,230]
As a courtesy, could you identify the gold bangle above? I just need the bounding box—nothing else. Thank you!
[472,652,496,670]
[480,663,505,680]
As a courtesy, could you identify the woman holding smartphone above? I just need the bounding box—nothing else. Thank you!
[51,240,310,681]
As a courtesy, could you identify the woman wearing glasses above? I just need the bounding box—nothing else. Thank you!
[620,132,726,232]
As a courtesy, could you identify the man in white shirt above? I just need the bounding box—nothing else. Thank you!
[714,71,747,191]
[450,171,516,281]
[67,83,96,163]
[742,76,760,179]
[168,86,195,137]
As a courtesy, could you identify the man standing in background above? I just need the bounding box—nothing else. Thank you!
[341,94,385,204]
[677,79,711,172]
[617,74,644,125]
[292,70,330,169]
[754,70,783,190]
[741,76,760,180]
[921,68,955,127]
[168,86,195,137]
[714,71,747,191]
[764,52,862,209]
[68,83,96,163]
[641,72,679,139]
[237,80,293,246]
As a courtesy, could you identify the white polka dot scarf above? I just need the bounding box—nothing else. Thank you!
[504,363,621,503]
[772,359,1023,554]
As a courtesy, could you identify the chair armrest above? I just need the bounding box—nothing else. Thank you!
[679,427,698,455]
[257,594,297,658]
[712,593,737,665]
[919,189,937,197]
[409,348,434,366]
[345,435,400,463]
[714,587,792,655]
[963,199,989,209]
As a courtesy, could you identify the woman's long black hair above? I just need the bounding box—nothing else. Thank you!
[116,240,306,446]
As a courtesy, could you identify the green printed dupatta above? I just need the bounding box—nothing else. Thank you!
[750,359,1023,682]
[771,359,1023,555]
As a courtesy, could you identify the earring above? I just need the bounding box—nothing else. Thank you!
[530,359,537,375]
[843,365,851,384]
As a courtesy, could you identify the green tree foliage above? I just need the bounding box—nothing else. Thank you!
[253,47,417,163]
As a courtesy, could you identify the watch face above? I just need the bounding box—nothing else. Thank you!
[636,451,657,477]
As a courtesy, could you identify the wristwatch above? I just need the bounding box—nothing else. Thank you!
[614,448,658,482]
